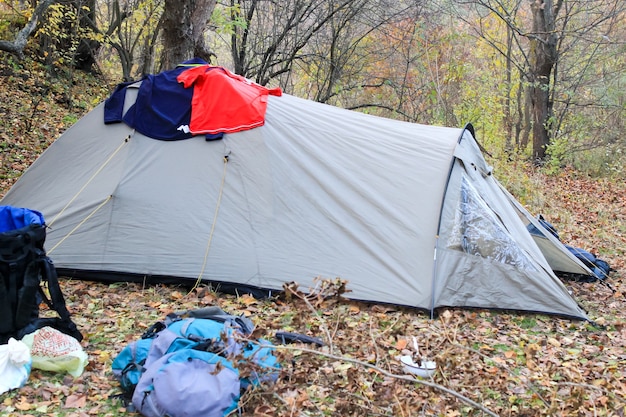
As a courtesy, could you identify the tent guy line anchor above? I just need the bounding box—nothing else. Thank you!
[48,133,132,229]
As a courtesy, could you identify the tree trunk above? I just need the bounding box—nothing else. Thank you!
[30,0,101,72]
[161,0,216,71]
[73,0,99,71]
[528,0,559,162]
[504,24,513,153]
[519,73,531,151]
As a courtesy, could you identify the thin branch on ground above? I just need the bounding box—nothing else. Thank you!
[255,341,501,417]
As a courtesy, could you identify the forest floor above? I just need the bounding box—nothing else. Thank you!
[0,56,625,416]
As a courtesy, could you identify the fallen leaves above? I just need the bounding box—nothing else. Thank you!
[13,397,32,411]
[63,394,86,409]
[396,338,408,350]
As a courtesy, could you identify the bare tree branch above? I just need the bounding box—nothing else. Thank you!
[0,0,56,57]
[250,341,501,417]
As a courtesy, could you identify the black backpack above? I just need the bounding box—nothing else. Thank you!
[0,206,82,344]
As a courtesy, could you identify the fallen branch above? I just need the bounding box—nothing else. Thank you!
[557,381,626,405]
[282,281,336,354]
[255,341,500,417]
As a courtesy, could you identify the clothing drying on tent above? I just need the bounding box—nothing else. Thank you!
[104,59,282,140]
[0,60,597,321]
[177,65,282,135]
[104,58,205,141]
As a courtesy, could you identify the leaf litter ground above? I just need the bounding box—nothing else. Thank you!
[0,57,625,417]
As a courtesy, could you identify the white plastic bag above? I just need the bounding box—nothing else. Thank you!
[21,326,88,377]
[0,338,32,394]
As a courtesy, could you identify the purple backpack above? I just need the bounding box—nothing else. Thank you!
[132,349,241,417]
[113,307,280,417]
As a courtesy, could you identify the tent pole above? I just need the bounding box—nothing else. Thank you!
[429,123,475,319]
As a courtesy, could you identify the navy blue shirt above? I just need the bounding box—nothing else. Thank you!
[104,58,222,141]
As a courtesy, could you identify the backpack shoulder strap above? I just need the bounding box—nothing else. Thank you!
[39,256,83,341]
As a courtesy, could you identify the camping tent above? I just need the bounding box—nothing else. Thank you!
[0,64,594,320]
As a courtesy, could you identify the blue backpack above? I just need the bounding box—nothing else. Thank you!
[112,307,279,417]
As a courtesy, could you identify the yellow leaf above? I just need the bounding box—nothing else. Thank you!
[592,379,606,387]
[15,397,32,411]
[525,343,541,355]
[333,361,353,372]
[547,337,561,347]
[239,294,257,306]
[349,304,360,313]
[99,350,111,362]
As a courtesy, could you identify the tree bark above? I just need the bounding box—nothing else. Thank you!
[161,0,216,71]
[528,0,559,161]
[73,0,99,71]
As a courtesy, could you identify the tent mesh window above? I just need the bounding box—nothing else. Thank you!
[447,176,537,271]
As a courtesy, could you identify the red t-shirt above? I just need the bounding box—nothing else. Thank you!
[177,66,282,135]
